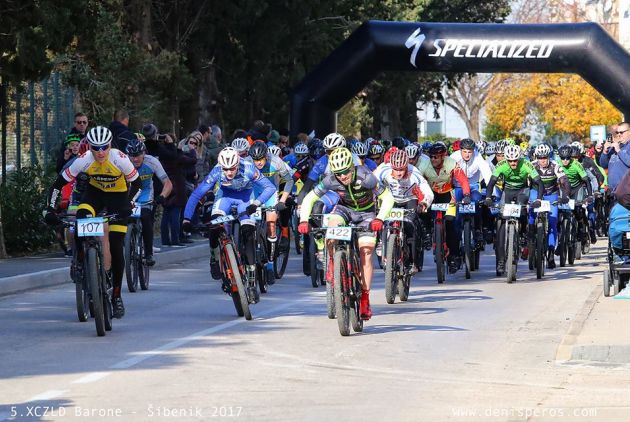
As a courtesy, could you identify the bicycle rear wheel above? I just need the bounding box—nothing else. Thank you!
[506,223,517,283]
[384,232,398,304]
[87,247,106,336]
[435,223,445,284]
[274,226,290,279]
[559,217,569,267]
[309,234,321,288]
[463,220,472,279]
[536,222,545,279]
[334,250,350,336]
[124,227,139,292]
[350,284,363,333]
[226,243,251,320]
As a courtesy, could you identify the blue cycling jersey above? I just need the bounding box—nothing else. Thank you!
[134,155,168,205]
[184,160,275,219]
[284,153,297,169]
[364,158,377,171]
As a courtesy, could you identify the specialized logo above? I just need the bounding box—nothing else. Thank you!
[427,38,557,59]
[405,28,426,68]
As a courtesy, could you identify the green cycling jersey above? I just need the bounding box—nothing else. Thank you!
[491,159,539,190]
[557,158,587,188]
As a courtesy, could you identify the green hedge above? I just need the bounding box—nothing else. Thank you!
[0,166,56,255]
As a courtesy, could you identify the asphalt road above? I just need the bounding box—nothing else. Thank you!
[1,243,629,421]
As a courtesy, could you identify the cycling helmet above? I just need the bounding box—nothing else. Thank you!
[309,140,325,160]
[328,147,354,174]
[504,144,521,160]
[218,147,240,169]
[392,136,406,149]
[381,139,392,151]
[405,143,420,159]
[294,142,309,155]
[231,137,250,153]
[65,133,81,146]
[519,141,529,152]
[495,140,508,154]
[351,141,368,157]
[86,126,112,147]
[390,149,409,170]
[570,145,582,157]
[369,143,384,156]
[485,143,496,155]
[534,143,551,158]
[323,132,346,150]
[135,132,146,142]
[558,145,573,160]
[428,142,447,156]
[268,145,282,156]
[460,138,476,151]
[422,141,433,151]
[125,139,146,156]
[249,141,268,160]
[570,141,584,155]
[476,140,487,153]
[452,140,461,152]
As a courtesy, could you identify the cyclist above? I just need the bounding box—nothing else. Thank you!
[44,126,142,319]
[484,144,544,274]
[126,139,173,266]
[530,143,570,269]
[249,141,295,264]
[417,142,471,273]
[374,149,434,272]
[570,142,604,243]
[231,137,250,158]
[182,147,276,299]
[369,143,385,166]
[556,144,595,249]
[352,141,377,171]
[450,138,493,247]
[298,148,394,320]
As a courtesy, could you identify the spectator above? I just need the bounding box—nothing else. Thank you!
[70,112,89,136]
[56,133,81,172]
[268,130,280,146]
[278,134,291,156]
[599,121,630,193]
[211,125,222,144]
[247,120,271,144]
[204,125,224,171]
[160,136,197,246]
[109,110,135,152]
[142,123,177,162]
[231,129,247,141]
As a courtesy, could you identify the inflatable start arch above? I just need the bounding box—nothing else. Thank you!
[290,20,630,137]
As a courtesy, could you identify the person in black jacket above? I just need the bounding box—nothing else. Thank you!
[109,110,135,153]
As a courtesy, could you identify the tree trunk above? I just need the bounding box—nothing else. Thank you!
[0,202,7,258]
[198,61,223,127]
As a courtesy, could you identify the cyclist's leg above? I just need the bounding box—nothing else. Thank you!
[354,210,378,320]
[324,205,347,282]
[453,187,464,233]
[264,193,278,241]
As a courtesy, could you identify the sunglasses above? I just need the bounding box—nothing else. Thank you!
[189,142,198,146]
[615,129,629,135]
[507,159,519,163]
[90,144,110,152]
[223,166,238,172]
[429,155,442,159]
[75,120,88,124]
[333,167,353,176]
[561,157,571,161]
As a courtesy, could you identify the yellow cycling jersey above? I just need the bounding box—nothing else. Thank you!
[416,156,459,193]
[63,149,139,192]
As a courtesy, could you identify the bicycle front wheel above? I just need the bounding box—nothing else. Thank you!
[506,222,517,283]
[463,219,472,279]
[124,227,139,292]
[435,223,445,284]
[274,226,290,279]
[384,232,398,304]
[334,250,351,336]
[226,243,251,320]
[87,247,106,336]
[536,222,545,279]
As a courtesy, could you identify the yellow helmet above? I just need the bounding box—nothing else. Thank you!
[328,147,353,174]
[519,141,529,152]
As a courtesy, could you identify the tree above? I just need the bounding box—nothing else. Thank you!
[0,203,7,258]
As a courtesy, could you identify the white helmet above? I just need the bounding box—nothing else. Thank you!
[534,144,551,158]
[504,144,521,161]
[476,140,487,153]
[323,133,346,150]
[218,147,240,169]
[405,143,420,159]
[294,143,308,155]
[86,126,112,147]
[570,141,584,155]
[351,141,368,156]
[231,138,250,153]
[268,145,281,156]
[485,143,496,155]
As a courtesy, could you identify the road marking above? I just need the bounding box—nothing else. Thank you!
[71,371,111,384]
[110,299,306,370]
[26,389,68,401]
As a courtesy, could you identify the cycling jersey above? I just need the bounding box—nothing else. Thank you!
[558,159,588,188]
[449,150,492,186]
[307,153,362,183]
[533,160,568,196]
[364,158,377,171]
[490,159,539,190]
[373,163,434,205]
[62,149,138,192]
[416,156,470,194]
[133,155,169,204]
[578,156,604,187]
[184,160,275,220]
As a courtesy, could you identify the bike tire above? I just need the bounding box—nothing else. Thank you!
[559,218,569,267]
[506,223,517,284]
[384,233,398,304]
[416,242,424,272]
[274,227,290,279]
[256,263,267,294]
[309,234,320,288]
[350,287,363,333]
[334,250,351,336]
[398,273,411,302]
[435,224,445,284]
[568,220,576,266]
[87,247,106,336]
[103,275,113,332]
[463,220,472,279]
[226,243,251,320]
[326,259,336,319]
[536,222,545,279]
[135,228,148,290]
[124,227,138,293]
[75,275,89,322]
[473,248,480,272]
[140,246,150,291]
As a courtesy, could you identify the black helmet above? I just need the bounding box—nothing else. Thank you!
[460,138,476,151]
[558,145,573,160]
[125,139,146,156]
[391,136,406,150]
[249,141,268,160]
[428,142,447,156]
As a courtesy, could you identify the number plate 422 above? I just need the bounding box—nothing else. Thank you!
[326,227,352,241]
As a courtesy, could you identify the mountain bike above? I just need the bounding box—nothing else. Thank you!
[558,199,580,267]
[382,208,416,304]
[251,206,275,294]
[58,214,91,323]
[458,201,479,279]
[125,202,151,292]
[528,200,550,279]
[496,202,527,283]
[328,225,372,336]
[430,203,450,284]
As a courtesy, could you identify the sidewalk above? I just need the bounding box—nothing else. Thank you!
[0,236,209,297]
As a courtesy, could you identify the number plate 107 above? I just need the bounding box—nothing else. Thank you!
[326,227,352,241]
[77,217,105,237]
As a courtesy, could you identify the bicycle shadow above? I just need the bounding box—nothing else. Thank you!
[361,324,468,335]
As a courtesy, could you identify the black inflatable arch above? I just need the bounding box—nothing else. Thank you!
[290,20,630,138]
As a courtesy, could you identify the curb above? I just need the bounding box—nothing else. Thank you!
[0,244,208,297]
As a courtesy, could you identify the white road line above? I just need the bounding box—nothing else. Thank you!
[110,298,307,370]
[71,371,111,384]
[26,389,68,401]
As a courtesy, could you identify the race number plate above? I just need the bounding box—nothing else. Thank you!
[533,200,550,213]
[502,203,522,218]
[326,227,352,241]
[210,215,235,225]
[626,232,630,240]
[131,206,141,217]
[558,199,575,210]
[252,207,262,221]
[76,217,105,237]
[431,203,449,212]
[490,207,500,215]
[458,203,476,214]
[386,208,405,221]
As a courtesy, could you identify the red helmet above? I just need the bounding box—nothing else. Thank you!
[390,149,409,170]
[383,146,399,164]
